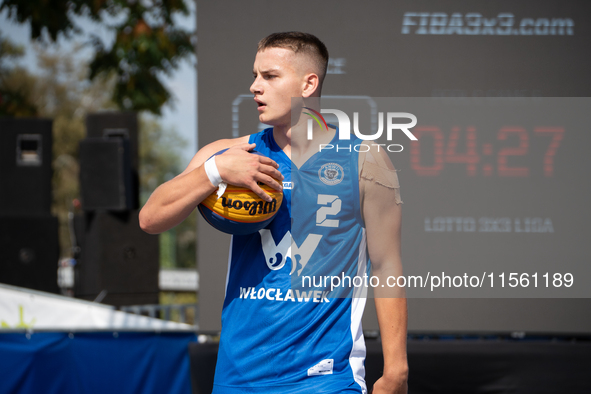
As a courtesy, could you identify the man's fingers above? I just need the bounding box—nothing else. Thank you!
[255,173,283,192]
[233,142,256,151]
[227,144,280,170]
[249,182,274,202]
[258,155,280,169]
[217,144,284,197]
[258,163,284,183]
[257,157,283,179]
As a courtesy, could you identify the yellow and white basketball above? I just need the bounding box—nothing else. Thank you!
[198,150,283,235]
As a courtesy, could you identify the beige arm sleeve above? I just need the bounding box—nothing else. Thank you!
[359,150,403,205]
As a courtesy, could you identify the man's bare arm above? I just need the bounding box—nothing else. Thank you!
[361,148,408,394]
[139,136,283,234]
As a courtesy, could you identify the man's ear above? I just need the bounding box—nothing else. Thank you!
[302,73,320,97]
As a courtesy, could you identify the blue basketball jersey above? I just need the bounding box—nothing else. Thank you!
[213,128,369,394]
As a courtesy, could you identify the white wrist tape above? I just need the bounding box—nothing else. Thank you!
[204,156,227,198]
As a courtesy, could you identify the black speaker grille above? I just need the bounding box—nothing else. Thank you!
[0,215,59,293]
[79,138,132,211]
[74,210,159,307]
[0,118,53,215]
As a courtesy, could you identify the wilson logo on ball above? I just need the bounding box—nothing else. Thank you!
[219,192,278,216]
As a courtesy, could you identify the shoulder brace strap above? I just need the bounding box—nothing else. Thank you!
[359,150,403,204]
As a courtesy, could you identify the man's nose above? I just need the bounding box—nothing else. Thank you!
[250,77,262,94]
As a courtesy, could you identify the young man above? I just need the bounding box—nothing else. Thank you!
[140,32,407,394]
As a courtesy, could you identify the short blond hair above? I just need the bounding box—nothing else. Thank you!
[257,32,329,85]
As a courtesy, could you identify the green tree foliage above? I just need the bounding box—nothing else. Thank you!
[139,114,186,204]
[0,32,37,116]
[140,115,196,268]
[0,0,195,114]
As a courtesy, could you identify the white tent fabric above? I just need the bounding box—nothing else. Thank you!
[0,283,193,330]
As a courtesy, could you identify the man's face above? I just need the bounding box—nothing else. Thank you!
[250,47,307,127]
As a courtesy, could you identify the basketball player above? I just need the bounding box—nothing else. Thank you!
[140,32,408,394]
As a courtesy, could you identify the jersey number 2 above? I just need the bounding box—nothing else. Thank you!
[316,195,341,228]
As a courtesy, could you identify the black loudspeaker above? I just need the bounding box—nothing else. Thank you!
[79,138,132,211]
[74,210,159,306]
[0,118,53,215]
[84,112,139,209]
[86,112,138,168]
[0,215,59,293]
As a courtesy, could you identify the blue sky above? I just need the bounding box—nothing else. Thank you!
[0,4,197,163]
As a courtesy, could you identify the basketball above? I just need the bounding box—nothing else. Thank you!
[198,150,283,235]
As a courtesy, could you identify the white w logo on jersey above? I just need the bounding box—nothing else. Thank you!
[258,230,322,276]
[259,229,291,271]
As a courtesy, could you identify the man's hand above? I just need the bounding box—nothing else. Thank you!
[215,142,284,202]
[139,136,283,234]
[372,371,408,394]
